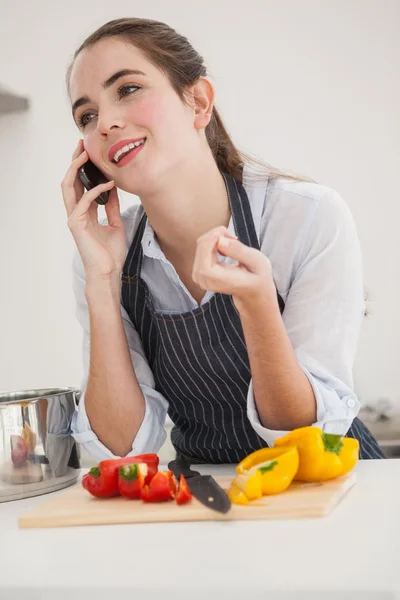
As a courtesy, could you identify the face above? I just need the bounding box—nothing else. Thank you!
[69,38,204,195]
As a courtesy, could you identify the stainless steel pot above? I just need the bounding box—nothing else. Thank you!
[0,387,81,502]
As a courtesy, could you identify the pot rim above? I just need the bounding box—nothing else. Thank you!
[0,387,79,406]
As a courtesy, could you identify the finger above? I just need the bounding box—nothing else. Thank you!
[72,145,86,200]
[194,228,237,273]
[194,260,246,293]
[216,237,265,273]
[73,180,115,219]
[196,226,237,246]
[62,150,88,190]
[61,150,89,216]
[192,231,220,283]
[104,186,123,228]
[209,265,251,291]
[88,198,99,222]
[219,261,240,269]
[74,175,85,206]
[72,139,84,160]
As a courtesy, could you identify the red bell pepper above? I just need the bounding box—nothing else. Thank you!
[100,453,159,486]
[118,463,147,499]
[176,474,192,505]
[141,470,176,502]
[82,453,159,498]
[82,467,113,498]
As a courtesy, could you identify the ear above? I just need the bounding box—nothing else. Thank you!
[190,77,215,130]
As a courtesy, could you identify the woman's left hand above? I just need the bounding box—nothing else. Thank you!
[192,226,276,310]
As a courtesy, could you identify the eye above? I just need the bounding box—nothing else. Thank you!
[118,84,141,98]
[75,84,140,129]
[77,112,95,129]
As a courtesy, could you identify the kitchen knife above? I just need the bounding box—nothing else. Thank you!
[168,457,231,514]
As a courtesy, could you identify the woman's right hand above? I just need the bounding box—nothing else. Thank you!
[62,140,127,281]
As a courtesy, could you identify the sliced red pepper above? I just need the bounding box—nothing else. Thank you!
[176,474,192,505]
[118,463,147,499]
[169,470,177,496]
[82,453,159,498]
[100,453,159,487]
[141,470,176,502]
[82,466,116,498]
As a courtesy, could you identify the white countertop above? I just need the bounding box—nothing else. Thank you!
[0,460,399,600]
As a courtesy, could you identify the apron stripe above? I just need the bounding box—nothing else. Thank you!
[154,349,192,456]
[157,317,224,460]
[347,419,385,459]
[196,312,255,448]
[190,316,245,450]
[214,299,251,368]
[207,304,251,386]
[169,317,230,448]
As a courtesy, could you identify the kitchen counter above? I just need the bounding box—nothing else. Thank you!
[0,460,399,600]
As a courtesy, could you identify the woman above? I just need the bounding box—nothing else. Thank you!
[63,18,384,463]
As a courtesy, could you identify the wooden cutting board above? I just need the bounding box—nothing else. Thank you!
[19,473,356,528]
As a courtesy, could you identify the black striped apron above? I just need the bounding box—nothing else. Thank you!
[121,172,384,462]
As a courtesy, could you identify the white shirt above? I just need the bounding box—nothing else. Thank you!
[71,165,364,461]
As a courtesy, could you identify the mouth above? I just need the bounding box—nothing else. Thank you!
[109,138,146,168]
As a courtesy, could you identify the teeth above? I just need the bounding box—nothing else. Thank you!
[113,139,145,163]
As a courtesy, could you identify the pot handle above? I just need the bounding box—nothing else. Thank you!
[74,390,81,407]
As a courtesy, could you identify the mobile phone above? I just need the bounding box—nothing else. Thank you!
[78,159,109,205]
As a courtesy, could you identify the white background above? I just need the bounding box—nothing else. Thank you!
[0,0,399,412]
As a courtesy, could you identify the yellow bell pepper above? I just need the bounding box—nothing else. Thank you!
[236,446,299,495]
[227,482,250,505]
[231,468,263,501]
[274,427,359,482]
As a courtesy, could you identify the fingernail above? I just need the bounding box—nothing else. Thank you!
[218,236,229,247]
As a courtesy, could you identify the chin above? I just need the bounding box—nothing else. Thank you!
[119,163,166,197]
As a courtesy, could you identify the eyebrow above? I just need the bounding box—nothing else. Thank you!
[71,69,147,118]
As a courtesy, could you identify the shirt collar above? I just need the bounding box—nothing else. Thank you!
[142,219,163,259]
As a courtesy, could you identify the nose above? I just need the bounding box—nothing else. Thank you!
[97,108,125,137]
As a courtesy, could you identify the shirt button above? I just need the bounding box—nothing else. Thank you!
[347,398,356,409]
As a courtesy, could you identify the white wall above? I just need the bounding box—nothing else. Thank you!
[0,0,399,411]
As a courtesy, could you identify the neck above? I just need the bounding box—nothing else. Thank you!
[139,150,232,262]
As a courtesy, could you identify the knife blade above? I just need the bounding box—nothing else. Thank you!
[168,458,231,514]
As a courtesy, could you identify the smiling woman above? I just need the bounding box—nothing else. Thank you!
[61,17,384,464]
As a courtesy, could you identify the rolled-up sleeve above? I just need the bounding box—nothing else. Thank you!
[247,188,363,445]
[70,250,168,460]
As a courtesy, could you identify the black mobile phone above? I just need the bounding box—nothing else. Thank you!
[78,159,109,205]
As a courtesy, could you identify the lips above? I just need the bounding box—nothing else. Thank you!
[107,138,146,163]
[113,142,145,168]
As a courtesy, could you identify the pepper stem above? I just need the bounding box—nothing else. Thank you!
[322,433,344,455]
[258,460,278,474]
[119,464,139,481]
[89,466,100,478]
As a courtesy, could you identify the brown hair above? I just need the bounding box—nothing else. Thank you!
[67,17,312,184]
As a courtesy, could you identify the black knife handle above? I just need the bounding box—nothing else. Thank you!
[168,457,200,480]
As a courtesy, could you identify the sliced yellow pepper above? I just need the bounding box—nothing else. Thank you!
[231,468,263,501]
[227,482,250,505]
[274,427,359,482]
[236,446,299,495]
